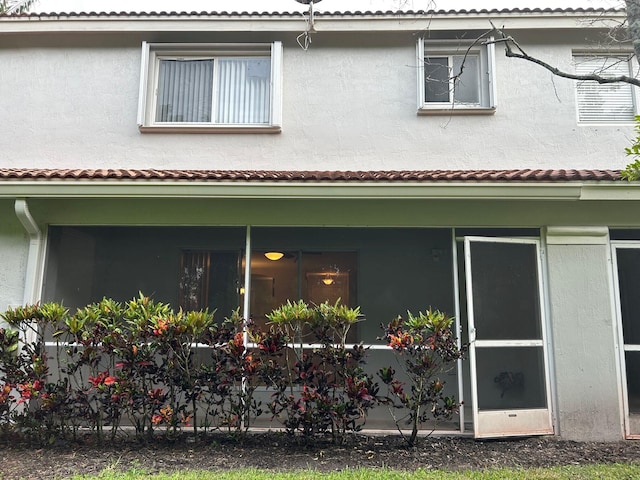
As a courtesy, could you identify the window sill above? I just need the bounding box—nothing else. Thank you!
[138,125,282,134]
[417,107,496,116]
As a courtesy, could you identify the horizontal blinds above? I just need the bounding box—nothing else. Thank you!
[575,56,635,123]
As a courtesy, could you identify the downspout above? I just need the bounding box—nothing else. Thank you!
[14,199,45,307]
[13,200,47,414]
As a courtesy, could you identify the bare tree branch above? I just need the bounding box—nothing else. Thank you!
[452,28,495,83]
[487,21,640,88]
[0,0,38,14]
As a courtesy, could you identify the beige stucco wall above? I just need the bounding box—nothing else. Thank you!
[0,30,633,171]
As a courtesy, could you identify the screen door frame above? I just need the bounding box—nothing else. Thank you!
[464,236,554,438]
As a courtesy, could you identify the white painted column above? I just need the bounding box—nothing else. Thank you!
[545,226,623,441]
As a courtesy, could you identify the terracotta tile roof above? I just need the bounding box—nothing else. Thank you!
[0,7,624,18]
[0,169,623,182]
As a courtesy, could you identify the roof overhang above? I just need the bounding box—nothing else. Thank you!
[0,9,626,34]
[0,169,637,201]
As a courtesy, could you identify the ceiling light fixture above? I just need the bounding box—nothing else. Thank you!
[264,251,285,261]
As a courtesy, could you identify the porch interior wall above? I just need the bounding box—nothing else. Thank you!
[546,238,622,441]
[43,226,246,311]
[253,227,455,342]
[44,226,455,337]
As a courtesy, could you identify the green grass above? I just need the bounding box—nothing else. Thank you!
[67,464,640,480]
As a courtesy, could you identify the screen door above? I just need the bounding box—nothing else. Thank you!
[464,237,553,438]
[612,243,640,438]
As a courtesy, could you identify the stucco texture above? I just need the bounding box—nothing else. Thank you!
[546,242,622,441]
[0,30,633,171]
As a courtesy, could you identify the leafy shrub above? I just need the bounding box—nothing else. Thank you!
[378,308,465,446]
[258,299,377,444]
[0,295,275,443]
[0,296,464,446]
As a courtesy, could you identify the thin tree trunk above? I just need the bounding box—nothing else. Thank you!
[627,0,640,63]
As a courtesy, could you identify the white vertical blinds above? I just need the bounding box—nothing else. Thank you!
[575,56,635,123]
[156,59,214,123]
[216,58,271,124]
[155,56,270,125]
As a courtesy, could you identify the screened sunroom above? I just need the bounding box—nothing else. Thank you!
[42,224,553,436]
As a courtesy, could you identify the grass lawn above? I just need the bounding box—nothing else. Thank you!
[68,464,640,480]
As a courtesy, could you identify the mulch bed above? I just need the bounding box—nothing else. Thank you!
[2,432,640,479]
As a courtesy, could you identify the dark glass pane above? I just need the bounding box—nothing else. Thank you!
[610,230,640,241]
[470,241,542,341]
[424,57,451,102]
[476,346,547,410]
[625,351,640,414]
[616,248,640,345]
[452,55,480,104]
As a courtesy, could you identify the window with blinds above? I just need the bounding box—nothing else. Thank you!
[138,42,283,132]
[574,55,636,124]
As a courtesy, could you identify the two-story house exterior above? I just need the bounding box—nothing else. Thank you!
[1,6,640,441]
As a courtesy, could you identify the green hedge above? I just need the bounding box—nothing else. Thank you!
[0,294,461,445]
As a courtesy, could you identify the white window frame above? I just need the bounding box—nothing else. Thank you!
[573,53,639,126]
[137,42,283,133]
[417,39,496,115]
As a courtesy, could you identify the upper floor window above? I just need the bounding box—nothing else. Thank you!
[574,54,637,124]
[417,39,496,114]
[137,42,283,133]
